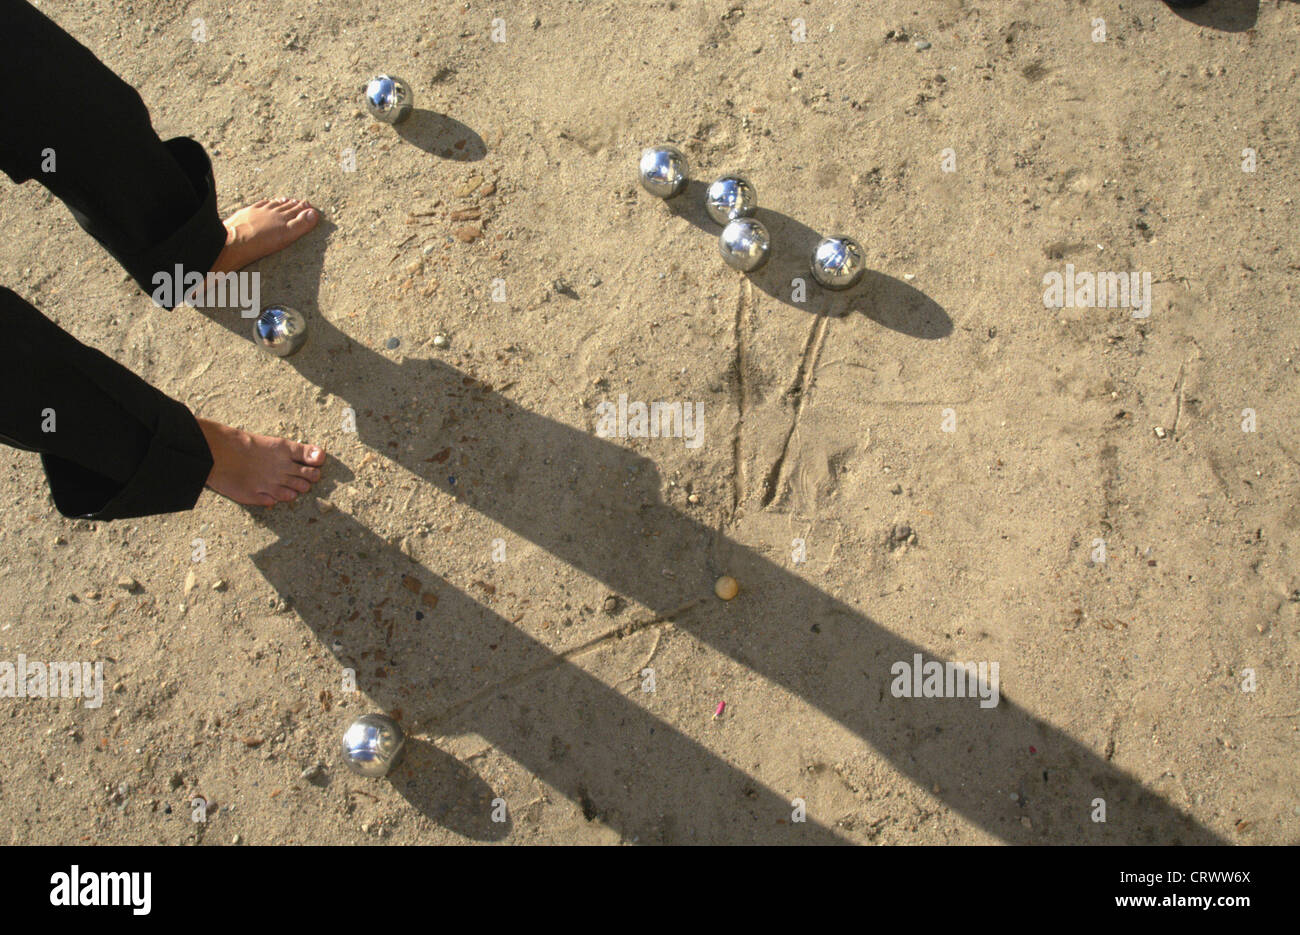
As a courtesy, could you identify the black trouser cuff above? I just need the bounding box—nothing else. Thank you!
[41,393,213,521]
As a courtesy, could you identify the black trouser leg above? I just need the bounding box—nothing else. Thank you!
[0,288,213,519]
[0,1,228,519]
[0,0,227,298]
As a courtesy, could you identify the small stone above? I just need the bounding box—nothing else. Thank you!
[479,180,496,197]
[433,333,450,349]
[914,40,931,50]
[602,594,621,615]
[453,224,481,243]
[405,259,423,276]
[232,834,242,845]
[212,579,227,592]
[714,576,739,601]
[455,175,484,197]
[386,337,400,349]
[116,576,139,592]
[301,763,328,785]
[1153,426,1168,439]
[315,498,335,514]
[687,493,700,504]
[890,483,903,495]
[184,570,197,593]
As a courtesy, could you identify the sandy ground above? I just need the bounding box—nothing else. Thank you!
[0,0,1296,845]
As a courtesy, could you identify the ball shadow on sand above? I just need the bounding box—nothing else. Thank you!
[386,738,510,839]
[1166,0,1259,32]
[394,109,486,161]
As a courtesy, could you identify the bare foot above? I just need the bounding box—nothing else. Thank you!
[211,198,320,273]
[197,418,326,507]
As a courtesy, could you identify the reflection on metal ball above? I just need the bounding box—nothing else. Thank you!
[364,74,413,125]
[253,304,308,357]
[638,145,689,198]
[810,235,866,290]
[341,714,406,778]
[705,175,757,225]
[718,218,771,273]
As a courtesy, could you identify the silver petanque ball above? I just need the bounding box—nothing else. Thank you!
[253,304,308,357]
[705,174,757,225]
[364,74,413,125]
[638,145,689,198]
[718,218,771,273]
[811,235,867,290]
[341,714,406,778]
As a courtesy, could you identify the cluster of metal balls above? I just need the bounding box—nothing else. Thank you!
[638,144,866,290]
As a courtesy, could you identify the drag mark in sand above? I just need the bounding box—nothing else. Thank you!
[1170,361,1187,438]
[728,279,752,520]
[760,311,830,508]
[415,598,704,732]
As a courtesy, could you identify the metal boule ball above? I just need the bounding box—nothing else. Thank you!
[718,218,771,273]
[810,235,866,290]
[638,144,689,198]
[341,714,406,778]
[364,74,414,125]
[252,304,308,357]
[705,174,757,225]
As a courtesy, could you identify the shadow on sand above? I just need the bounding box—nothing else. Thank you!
[208,214,1221,844]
